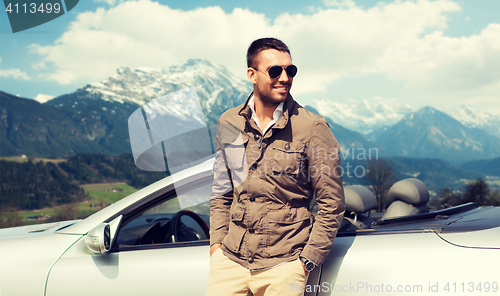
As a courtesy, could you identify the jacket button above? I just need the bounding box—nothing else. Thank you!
[285,143,290,151]
[248,258,254,263]
[249,228,255,233]
[254,134,260,140]
[250,197,255,202]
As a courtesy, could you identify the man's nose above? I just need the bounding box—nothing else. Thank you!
[278,68,290,83]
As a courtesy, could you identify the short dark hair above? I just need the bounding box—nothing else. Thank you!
[247,38,291,68]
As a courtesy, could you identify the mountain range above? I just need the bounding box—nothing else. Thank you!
[45,59,252,126]
[446,104,500,139]
[314,99,500,140]
[375,107,500,163]
[461,157,500,178]
[313,98,415,137]
[2,59,500,169]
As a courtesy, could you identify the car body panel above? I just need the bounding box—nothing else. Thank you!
[0,221,78,240]
[46,240,211,296]
[438,226,500,249]
[0,232,82,296]
[319,232,498,296]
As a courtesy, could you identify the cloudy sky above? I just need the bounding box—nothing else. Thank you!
[1,0,499,114]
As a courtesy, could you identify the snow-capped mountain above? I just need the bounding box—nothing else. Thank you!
[313,98,414,135]
[443,105,500,139]
[375,106,500,163]
[33,94,55,103]
[86,59,250,107]
[55,59,252,125]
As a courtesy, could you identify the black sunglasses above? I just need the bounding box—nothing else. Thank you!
[252,65,298,79]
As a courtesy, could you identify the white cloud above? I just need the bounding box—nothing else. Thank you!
[93,0,114,5]
[93,0,129,6]
[0,69,31,80]
[390,24,500,107]
[323,0,356,8]
[0,57,30,80]
[29,0,500,113]
[33,61,47,70]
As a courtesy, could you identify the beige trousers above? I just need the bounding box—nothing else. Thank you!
[205,248,309,296]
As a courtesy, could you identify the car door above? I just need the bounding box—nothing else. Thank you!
[46,241,210,295]
[46,242,210,295]
[46,181,213,296]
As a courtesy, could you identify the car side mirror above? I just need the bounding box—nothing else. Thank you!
[85,223,111,255]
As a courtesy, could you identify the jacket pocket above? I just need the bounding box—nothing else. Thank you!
[222,207,246,253]
[269,143,307,176]
[264,207,312,257]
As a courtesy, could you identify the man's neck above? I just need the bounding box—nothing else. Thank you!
[253,95,280,126]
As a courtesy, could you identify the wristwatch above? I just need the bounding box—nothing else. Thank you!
[299,256,316,272]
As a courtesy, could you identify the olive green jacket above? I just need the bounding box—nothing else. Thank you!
[210,93,345,270]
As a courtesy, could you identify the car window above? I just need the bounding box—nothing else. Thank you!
[115,181,211,247]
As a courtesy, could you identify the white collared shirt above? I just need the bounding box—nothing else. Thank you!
[248,95,284,135]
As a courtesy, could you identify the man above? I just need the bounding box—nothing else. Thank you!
[206,37,345,296]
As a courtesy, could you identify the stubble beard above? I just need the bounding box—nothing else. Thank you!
[260,94,285,108]
[257,87,289,108]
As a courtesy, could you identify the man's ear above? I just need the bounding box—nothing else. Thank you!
[247,68,257,84]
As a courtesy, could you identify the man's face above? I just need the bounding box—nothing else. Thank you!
[248,49,293,105]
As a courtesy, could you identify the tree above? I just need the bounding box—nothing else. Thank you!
[434,187,463,207]
[365,159,398,212]
[484,189,500,206]
[463,179,490,206]
[52,203,79,222]
[0,207,23,228]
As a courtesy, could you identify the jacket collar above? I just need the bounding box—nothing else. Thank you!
[238,92,295,131]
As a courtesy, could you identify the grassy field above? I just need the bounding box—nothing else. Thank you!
[485,180,500,188]
[16,183,138,223]
[81,182,138,205]
[0,156,66,164]
[17,208,58,221]
[460,178,500,189]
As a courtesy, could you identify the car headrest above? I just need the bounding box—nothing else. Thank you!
[386,178,429,207]
[382,200,429,220]
[344,185,378,213]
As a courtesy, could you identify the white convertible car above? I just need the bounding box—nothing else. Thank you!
[1,159,499,296]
